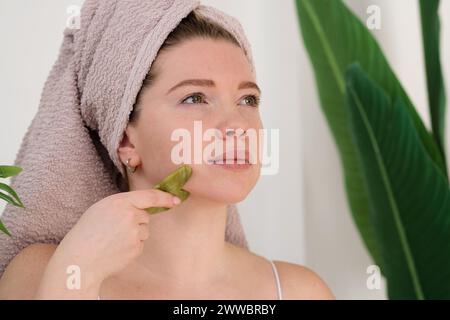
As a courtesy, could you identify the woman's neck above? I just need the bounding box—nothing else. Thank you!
[126,194,231,287]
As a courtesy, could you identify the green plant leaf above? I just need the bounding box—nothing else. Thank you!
[345,63,450,299]
[0,182,25,208]
[145,165,192,215]
[0,165,22,178]
[295,0,447,272]
[0,219,11,237]
[419,0,447,163]
[0,191,24,208]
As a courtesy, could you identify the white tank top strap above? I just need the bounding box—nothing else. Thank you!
[269,259,283,300]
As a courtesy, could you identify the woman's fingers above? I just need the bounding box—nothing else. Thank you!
[124,189,181,210]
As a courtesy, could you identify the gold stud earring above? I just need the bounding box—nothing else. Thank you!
[126,158,137,173]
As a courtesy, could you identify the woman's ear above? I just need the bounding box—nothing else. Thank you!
[118,127,137,160]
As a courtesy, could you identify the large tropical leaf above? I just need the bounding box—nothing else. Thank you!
[345,63,450,299]
[419,0,447,163]
[295,0,447,271]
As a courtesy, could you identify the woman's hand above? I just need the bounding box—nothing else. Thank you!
[59,189,181,282]
[35,189,181,299]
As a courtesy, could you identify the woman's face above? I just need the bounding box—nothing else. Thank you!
[121,38,263,204]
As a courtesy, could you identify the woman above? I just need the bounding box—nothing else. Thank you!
[0,7,334,300]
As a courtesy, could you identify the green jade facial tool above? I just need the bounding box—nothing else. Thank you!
[145,164,192,215]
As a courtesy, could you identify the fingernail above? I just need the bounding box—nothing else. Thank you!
[173,197,181,205]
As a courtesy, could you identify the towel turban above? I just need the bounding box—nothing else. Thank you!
[0,0,256,277]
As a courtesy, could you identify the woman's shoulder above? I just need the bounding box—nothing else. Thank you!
[0,243,58,299]
[271,260,335,300]
[228,244,334,299]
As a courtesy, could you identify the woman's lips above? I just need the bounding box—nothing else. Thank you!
[208,160,252,170]
[208,150,249,162]
[207,157,252,170]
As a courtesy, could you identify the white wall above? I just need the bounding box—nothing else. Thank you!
[1,0,449,300]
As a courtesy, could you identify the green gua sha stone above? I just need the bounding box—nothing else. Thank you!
[145,164,193,215]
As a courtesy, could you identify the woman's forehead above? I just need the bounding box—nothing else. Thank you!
[155,38,253,79]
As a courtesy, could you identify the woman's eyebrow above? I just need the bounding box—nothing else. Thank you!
[166,79,261,95]
[239,81,261,94]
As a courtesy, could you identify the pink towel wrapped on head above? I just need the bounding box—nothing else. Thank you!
[0,0,255,277]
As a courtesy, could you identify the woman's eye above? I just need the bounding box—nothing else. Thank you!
[240,94,261,107]
[181,93,206,105]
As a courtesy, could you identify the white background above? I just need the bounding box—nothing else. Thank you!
[1,0,450,299]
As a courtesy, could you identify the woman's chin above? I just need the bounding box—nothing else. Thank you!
[182,164,259,204]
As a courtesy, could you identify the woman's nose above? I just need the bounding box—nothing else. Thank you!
[225,128,246,138]
[215,107,251,140]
